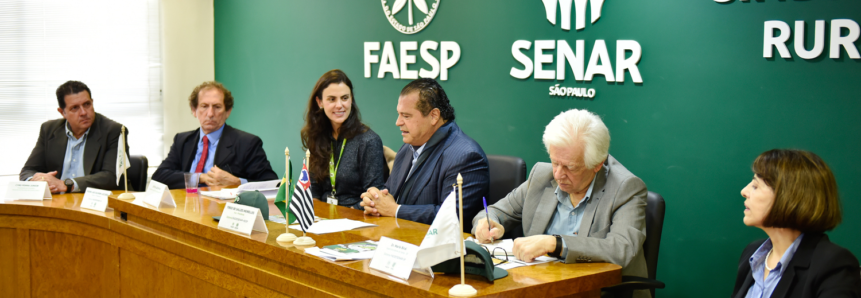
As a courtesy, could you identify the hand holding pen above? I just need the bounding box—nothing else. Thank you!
[476,197,505,243]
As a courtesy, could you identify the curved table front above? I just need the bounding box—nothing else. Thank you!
[0,190,620,297]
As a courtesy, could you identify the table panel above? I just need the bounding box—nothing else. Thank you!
[0,190,621,298]
[30,230,120,298]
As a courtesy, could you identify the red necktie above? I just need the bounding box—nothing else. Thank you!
[194,135,209,173]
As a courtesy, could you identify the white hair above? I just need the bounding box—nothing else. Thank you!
[542,109,610,169]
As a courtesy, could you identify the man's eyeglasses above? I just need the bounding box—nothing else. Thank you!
[480,245,509,266]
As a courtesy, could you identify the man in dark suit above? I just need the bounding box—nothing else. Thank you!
[20,80,129,193]
[361,78,489,231]
[152,81,277,189]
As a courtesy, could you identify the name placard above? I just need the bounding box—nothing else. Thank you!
[80,187,112,212]
[369,236,419,280]
[143,180,176,208]
[217,202,268,235]
[5,181,51,201]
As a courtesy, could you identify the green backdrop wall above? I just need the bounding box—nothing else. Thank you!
[213,1,860,296]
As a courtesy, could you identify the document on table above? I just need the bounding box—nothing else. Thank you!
[200,180,281,200]
[289,218,377,234]
[237,180,281,199]
[304,240,379,261]
[465,237,557,269]
[200,189,239,200]
[495,256,557,270]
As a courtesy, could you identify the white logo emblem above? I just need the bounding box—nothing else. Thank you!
[542,0,605,31]
[381,0,441,34]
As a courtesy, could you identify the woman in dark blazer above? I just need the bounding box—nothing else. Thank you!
[300,69,388,210]
[733,149,861,298]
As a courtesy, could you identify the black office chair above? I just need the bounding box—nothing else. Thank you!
[486,154,526,204]
[125,155,148,191]
[486,155,526,239]
[602,191,666,298]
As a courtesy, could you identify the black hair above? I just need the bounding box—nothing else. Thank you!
[400,78,455,121]
[55,81,92,109]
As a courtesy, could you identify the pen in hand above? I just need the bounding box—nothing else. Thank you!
[483,197,492,241]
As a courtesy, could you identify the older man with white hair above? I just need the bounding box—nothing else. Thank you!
[472,108,650,298]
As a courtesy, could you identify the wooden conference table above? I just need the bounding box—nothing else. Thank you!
[0,189,620,297]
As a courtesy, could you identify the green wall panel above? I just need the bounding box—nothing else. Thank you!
[214,1,860,296]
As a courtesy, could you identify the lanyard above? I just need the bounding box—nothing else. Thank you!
[329,138,347,194]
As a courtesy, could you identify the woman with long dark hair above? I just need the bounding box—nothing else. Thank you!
[300,69,387,209]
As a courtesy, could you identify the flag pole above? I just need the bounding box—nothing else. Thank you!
[294,149,316,246]
[117,126,134,199]
[276,146,297,243]
[449,173,477,296]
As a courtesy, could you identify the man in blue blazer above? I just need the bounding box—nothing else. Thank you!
[361,78,489,232]
[152,81,277,189]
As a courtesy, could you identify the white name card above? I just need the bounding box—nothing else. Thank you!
[218,202,268,235]
[80,187,111,212]
[369,236,420,280]
[5,181,51,201]
[143,180,176,208]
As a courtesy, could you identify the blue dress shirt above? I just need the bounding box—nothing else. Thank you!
[545,172,597,259]
[745,234,805,298]
[60,121,89,192]
[188,125,247,184]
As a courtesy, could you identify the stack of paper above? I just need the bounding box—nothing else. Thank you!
[496,256,556,270]
[237,180,281,198]
[305,240,378,261]
[199,180,281,200]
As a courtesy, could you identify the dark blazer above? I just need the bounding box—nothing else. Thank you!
[310,129,388,209]
[385,121,489,231]
[152,124,278,189]
[20,113,129,191]
[732,233,861,298]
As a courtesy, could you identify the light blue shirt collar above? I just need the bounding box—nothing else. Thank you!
[410,144,426,160]
[554,171,598,208]
[189,124,225,175]
[199,124,225,144]
[64,121,91,141]
[745,233,805,298]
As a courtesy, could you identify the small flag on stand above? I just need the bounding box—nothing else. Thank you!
[289,157,315,232]
[274,158,296,224]
[419,187,462,261]
[115,128,130,186]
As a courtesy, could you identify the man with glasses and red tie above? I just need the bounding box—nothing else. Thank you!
[152,81,277,189]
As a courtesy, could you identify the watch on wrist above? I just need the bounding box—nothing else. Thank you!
[64,179,74,190]
[549,234,563,258]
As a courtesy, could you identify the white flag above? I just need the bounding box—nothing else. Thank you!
[116,130,130,185]
[414,187,462,271]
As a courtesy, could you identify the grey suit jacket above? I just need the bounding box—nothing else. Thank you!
[20,113,129,192]
[473,155,649,297]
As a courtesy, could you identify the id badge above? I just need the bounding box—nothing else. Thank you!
[326,193,338,205]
